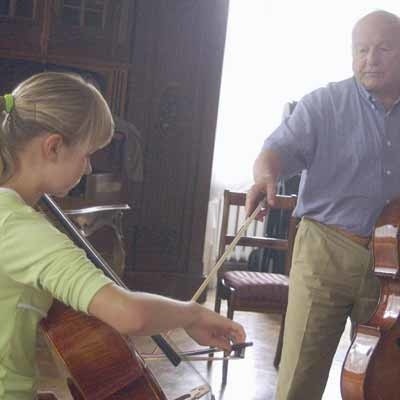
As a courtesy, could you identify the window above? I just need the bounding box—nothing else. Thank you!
[58,0,108,28]
[0,0,35,19]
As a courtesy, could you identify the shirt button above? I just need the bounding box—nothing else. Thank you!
[386,170,392,175]
[387,140,392,146]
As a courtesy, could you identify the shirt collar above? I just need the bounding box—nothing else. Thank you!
[354,77,375,104]
[354,76,400,111]
[0,187,25,203]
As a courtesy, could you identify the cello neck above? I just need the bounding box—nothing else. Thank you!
[40,194,182,366]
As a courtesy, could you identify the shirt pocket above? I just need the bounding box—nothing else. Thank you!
[332,119,381,196]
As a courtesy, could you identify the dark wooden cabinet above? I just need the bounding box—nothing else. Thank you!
[0,0,45,57]
[0,0,132,116]
[47,0,133,64]
[0,0,230,300]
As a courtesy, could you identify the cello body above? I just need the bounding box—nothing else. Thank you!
[341,199,400,400]
[40,302,167,399]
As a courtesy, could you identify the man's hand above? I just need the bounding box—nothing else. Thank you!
[245,177,277,220]
[247,149,282,219]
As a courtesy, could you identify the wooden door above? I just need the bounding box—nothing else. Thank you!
[123,0,230,300]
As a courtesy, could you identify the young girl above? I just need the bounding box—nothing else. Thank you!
[0,72,245,400]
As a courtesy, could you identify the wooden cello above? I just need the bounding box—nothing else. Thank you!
[38,194,184,400]
[341,199,400,400]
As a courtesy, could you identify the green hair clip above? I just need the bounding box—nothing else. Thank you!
[4,93,14,113]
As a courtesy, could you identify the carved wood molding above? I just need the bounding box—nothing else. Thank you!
[157,83,181,137]
[109,68,128,117]
[135,225,179,256]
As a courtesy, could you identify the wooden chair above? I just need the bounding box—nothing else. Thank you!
[37,393,58,400]
[214,190,297,383]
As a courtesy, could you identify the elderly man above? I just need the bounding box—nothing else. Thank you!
[246,10,400,400]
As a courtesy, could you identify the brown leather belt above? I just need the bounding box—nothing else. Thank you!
[328,225,371,248]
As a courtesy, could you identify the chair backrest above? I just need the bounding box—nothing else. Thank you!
[218,190,298,275]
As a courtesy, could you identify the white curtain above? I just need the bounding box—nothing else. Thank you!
[203,0,400,278]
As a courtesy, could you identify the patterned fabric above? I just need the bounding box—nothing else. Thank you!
[223,271,288,310]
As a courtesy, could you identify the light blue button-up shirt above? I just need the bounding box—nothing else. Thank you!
[263,77,400,236]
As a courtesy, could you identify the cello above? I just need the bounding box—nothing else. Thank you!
[341,199,400,399]
[38,194,208,400]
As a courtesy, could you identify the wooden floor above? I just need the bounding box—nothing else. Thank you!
[37,289,351,400]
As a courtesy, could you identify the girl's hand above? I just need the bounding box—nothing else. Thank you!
[184,304,246,351]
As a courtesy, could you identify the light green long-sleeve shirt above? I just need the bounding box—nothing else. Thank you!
[0,189,112,399]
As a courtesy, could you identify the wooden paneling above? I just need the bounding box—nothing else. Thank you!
[124,0,230,298]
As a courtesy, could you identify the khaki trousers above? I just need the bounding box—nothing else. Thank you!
[276,218,380,400]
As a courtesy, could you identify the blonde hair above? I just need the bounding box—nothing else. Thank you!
[0,72,114,184]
